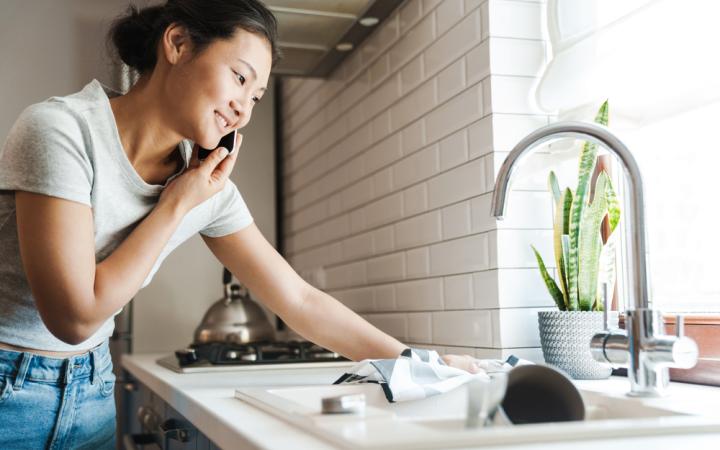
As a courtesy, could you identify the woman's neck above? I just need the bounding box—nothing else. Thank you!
[109,76,183,170]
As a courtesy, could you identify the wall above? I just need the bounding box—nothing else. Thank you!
[0,0,277,353]
[281,0,555,360]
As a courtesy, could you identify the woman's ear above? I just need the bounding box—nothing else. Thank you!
[160,23,192,65]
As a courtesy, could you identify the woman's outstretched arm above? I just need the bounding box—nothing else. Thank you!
[203,223,483,373]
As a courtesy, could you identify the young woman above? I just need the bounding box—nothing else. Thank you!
[0,1,478,448]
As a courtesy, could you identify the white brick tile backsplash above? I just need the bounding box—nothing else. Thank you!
[342,232,374,261]
[486,76,544,115]
[401,119,426,156]
[373,225,395,254]
[430,233,489,276]
[393,143,439,190]
[407,313,433,343]
[334,287,375,313]
[425,83,484,144]
[400,55,425,95]
[473,270,499,309]
[390,13,435,72]
[365,313,408,341]
[373,167,394,197]
[492,308,545,348]
[497,268,555,308]
[468,115,493,159]
[371,110,392,142]
[465,40,490,85]
[367,252,406,283]
[283,0,550,356]
[396,278,444,311]
[490,38,546,77]
[443,274,474,310]
[395,211,442,249]
[437,59,467,106]
[405,246,431,278]
[487,0,543,40]
[422,0,443,14]
[365,74,402,120]
[428,157,485,209]
[374,284,397,311]
[399,0,423,34]
[470,193,496,233]
[424,9,482,77]
[492,229,554,269]
[441,201,472,240]
[342,177,374,211]
[325,261,366,290]
[365,193,403,228]
[402,183,429,216]
[366,133,403,174]
[391,78,437,132]
[432,310,492,346]
[436,0,465,35]
[491,113,549,153]
[370,54,390,87]
[439,128,469,171]
[350,209,367,234]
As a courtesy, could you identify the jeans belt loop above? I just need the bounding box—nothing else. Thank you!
[12,352,33,391]
[90,348,99,385]
[63,356,74,385]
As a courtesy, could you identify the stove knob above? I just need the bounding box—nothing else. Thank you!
[175,348,198,366]
[226,350,239,360]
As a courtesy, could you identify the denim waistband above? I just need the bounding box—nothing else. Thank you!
[0,340,111,387]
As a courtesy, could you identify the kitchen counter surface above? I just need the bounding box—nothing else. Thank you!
[122,353,720,450]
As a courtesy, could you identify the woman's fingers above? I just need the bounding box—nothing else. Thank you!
[442,354,483,374]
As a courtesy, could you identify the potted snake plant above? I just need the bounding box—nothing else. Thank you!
[533,101,621,379]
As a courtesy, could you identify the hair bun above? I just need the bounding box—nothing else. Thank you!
[109,5,166,73]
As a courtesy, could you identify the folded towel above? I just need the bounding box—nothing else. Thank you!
[333,348,531,402]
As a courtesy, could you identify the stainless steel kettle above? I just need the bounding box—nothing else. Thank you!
[193,268,275,344]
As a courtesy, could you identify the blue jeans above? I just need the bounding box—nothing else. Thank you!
[0,341,116,450]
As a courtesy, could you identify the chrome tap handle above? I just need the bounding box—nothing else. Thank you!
[675,314,684,337]
[602,283,609,331]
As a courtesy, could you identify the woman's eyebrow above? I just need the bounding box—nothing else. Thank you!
[237,58,257,80]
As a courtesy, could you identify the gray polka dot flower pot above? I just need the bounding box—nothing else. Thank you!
[538,311,616,380]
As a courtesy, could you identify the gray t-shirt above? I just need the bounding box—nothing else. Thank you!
[0,80,253,352]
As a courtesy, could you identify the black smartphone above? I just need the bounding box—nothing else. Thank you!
[198,129,237,160]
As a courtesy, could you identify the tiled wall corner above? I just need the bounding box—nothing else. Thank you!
[280,0,551,359]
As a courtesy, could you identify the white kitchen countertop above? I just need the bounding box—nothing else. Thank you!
[122,353,720,450]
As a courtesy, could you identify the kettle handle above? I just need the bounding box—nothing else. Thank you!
[223,268,232,285]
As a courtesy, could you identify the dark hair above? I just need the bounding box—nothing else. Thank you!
[108,0,280,75]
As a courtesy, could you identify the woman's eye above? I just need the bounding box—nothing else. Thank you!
[252,96,261,104]
[235,72,246,85]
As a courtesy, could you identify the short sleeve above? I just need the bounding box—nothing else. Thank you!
[200,180,254,237]
[0,103,93,206]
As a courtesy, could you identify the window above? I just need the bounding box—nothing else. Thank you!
[536,0,720,384]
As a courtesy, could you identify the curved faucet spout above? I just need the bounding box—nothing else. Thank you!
[489,121,649,310]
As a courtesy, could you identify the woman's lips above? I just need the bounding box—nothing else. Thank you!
[214,111,229,131]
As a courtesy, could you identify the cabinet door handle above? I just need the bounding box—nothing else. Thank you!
[122,433,160,450]
[160,418,196,443]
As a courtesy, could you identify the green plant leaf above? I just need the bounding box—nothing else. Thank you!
[554,189,572,309]
[578,172,610,310]
[548,171,561,205]
[567,102,609,311]
[531,245,566,311]
[604,173,621,234]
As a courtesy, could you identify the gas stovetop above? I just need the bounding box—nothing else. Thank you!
[156,341,354,374]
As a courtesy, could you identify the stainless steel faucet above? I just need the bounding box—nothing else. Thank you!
[490,121,698,397]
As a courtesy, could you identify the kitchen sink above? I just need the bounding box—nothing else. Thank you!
[235,377,720,449]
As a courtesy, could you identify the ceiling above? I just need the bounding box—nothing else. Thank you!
[264,0,403,78]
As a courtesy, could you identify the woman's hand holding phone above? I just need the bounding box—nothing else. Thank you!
[159,132,242,215]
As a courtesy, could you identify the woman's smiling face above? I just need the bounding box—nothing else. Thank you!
[161,25,272,150]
